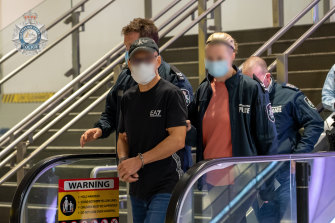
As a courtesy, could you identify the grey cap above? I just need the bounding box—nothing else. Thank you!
[128,37,159,59]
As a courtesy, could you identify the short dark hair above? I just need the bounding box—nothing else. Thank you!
[122,18,159,44]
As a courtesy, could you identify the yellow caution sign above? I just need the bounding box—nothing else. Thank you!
[58,178,119,223]
[2,92,54,103]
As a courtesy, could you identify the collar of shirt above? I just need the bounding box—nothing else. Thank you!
[268,78,274,93]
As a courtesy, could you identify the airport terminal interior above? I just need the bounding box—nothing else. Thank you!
[1,0,335,222]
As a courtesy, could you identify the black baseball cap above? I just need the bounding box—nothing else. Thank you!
[128,37,159,59]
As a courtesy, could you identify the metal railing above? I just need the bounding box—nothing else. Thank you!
[238,0,321,70]
[90,165,117,178]
[236,0,332,117]
[0,0,120,147]
[0,0,90,65]
[0,0,195,151]
[0,0,116,86]
[238,0,335,85]
[0,0,182,86]
[268,5,335,83]
[1,0,330,187]
[0,0,184,147]
[90,165,128,201]
[0,0,226,185]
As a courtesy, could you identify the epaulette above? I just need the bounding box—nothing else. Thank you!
[170,64,185,82]
[282,83,299,91]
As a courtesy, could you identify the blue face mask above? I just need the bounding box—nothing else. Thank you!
[205,59,229,78]
[125,51,129,64]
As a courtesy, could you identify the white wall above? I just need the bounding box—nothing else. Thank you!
[0,0,324,95]
[0,0,44,29]
[0,0,145,94]
[331,0,335,21]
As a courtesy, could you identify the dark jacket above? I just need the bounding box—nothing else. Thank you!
[268,80,324,154]
[94,60,193,139]
[188,65,278,162]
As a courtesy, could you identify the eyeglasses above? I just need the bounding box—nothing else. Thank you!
[129,55,158,65]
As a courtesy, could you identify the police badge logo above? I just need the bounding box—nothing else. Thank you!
[12,11,48,55]
[266,103,275,123]
[181,89,191,106]
[304,96,316,109]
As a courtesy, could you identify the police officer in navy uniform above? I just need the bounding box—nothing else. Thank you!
[243,56,324,223]
[79,18,194,170]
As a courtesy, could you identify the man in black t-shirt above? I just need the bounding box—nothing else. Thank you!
[117,37,187,223]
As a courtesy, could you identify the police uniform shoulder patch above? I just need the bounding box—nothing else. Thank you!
[283,83,299,91]
[253,74,266,92]
[304,96,316,109]
[176,72,185,81]
[266,103,275,123]
[181,88,191,106]
[170,64,185,82]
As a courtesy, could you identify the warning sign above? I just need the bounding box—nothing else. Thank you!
[58,178,119,223]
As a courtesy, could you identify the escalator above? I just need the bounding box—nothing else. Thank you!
[7,64,335,222]
[10,149,335,223]
[3,0,335,222]
[10,154,121,223]
[166,152,335,223]
[163,107,335,223]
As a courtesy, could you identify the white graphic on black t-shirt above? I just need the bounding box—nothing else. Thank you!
[150,110,162,117]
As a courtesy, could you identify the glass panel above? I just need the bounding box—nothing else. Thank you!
[174,155,335,223]
[19,156,126,223]
[16,154,335,223]
[178,161,296,223]
[309,156,335,223]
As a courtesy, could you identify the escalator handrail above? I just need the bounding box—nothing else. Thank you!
[10,153,117,223]
[165,151,335,223]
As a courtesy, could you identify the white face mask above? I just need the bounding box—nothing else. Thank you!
[131,62,156,85]
[262,74,267,84]
[262,74,270,91]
